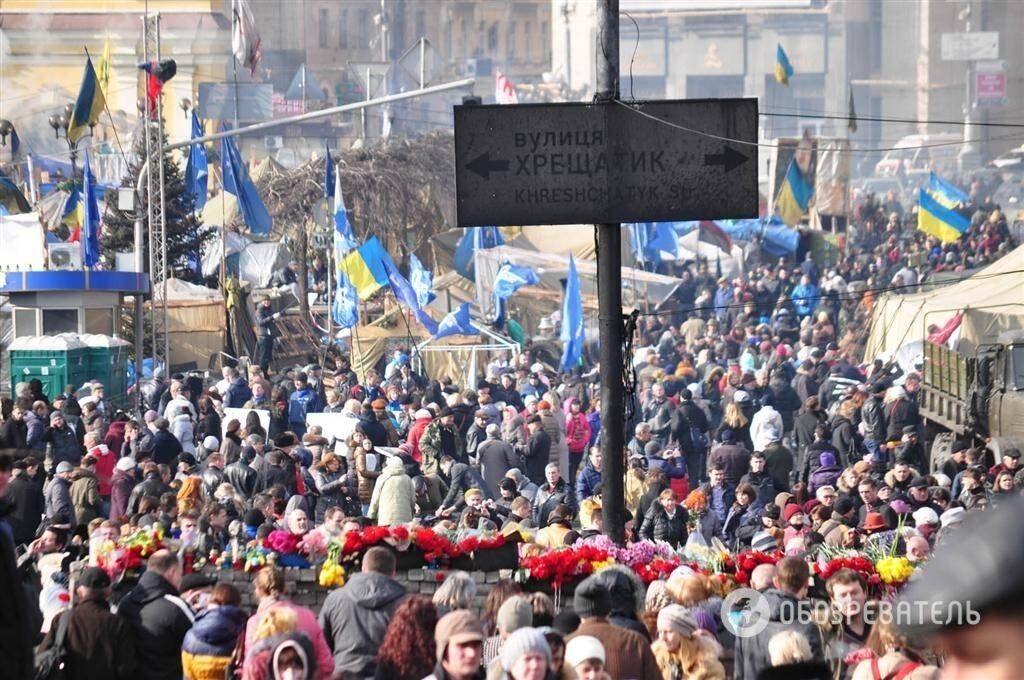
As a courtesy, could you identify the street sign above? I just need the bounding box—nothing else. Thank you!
[976,60,1007,107]
[941,32,999,61]
[454,98,758,227]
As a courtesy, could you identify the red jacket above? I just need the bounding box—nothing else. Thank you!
[565,412,592,454]
[406,417,432,463]
[90,444,117,496]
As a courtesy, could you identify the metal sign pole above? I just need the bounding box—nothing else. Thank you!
[595,0,626,545]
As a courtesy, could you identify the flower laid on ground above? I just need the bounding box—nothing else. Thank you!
[518,544,612,588]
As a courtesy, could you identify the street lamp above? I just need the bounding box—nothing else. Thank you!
[48,102,84,177]
[180,97,192,120]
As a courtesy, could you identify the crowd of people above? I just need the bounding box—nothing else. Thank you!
[0,181,1021,680]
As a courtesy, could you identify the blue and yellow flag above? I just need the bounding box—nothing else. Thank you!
[927,172,969,210]
[68,57,106,144]
[775,44,794,85]
[61,187,84,229]
[918,188,969,244]
[775,158,813,227]
[340,236,390,299]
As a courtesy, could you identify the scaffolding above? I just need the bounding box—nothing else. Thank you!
[142,12,169,369]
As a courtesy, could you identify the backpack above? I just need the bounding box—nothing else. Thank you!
[35,608,71,680]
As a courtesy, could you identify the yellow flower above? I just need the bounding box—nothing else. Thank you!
[590,559,615,572]
[876,556,914,585]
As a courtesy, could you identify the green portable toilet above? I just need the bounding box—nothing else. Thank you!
[78,334,132,409]
[8,334,89,401]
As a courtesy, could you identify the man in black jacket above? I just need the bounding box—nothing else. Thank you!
[256,297,278,374]
[117,550,193,680]
[0,451,37,680]
[533,463,578,527]
[224,445,260,497]
[2,460,44,546]
[523,415,551,486]
[126,463,171,516]
[39,567,135,680]
[0,401,28,449]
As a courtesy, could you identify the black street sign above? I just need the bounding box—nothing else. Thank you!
[454,98,758,227]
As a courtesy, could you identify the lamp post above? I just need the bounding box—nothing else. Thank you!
[180,97,191,120]
[48,102,83,178]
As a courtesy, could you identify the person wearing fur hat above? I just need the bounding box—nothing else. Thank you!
[652,604,725,680]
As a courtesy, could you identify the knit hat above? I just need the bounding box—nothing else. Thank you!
[500,627,551,671]
[573,576,612,618]
[775,492,793,508]
[434,610,484,662]
[912,507,939,527]
[115,456,136,472]
[783,503,803,523]
[819,451,836,467]
[657,604,698,636]
[55,461,73,474]
[940,507,966,528]
[564,635,605,669]
[751,531,778,553]
[496,595,534,635]
[202,436,220,451]
[644,580,673,613]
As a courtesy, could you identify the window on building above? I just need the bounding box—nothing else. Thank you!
[415,9,426,39]
[508,21,517,55]
[318,8,329,48]
[42,309,78,335]
[13,308,37,337]
[339,9,348,48]
[359,9,370,48]
[488,23,499,51]
[84,308,114,336]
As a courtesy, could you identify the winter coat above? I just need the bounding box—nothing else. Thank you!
[47,424,82,465]
[25,411,47,450]
[311,468,358,522]
[640,504,689,547]
[733,589,824,680]
[861,396,886,442]
[318,572,407,678]
[807,463,844,497]
[354,448,382,504]
[575,461,602,500]
[421,420,466,472]
[565,412,591,454]
[465,424,488,461]
[181,605,248,680]
[38,595,136,680]
[368,461,415,526]
[145,429,183,465]
[108,468,135,524]
[762,442,795,492]
[533,478,578,527]
[523,428,551,486]
[738,470,778,511]
[723,503,762,549]
[477,438,518,492]
[567,620,661,680]
[0,416,27,449]
[244,600,334,680]
[224,376,252,409]
[708,443,751,485]
[171,416,197,455]
[652,639,726,680]
[70,468,102,527]
[406,416,432,464]
[45,474,76,526]
[224,460,259,498]
[116,570,195,680]
[3,472,43,546]
[831,417,861,467]
[126,472,170,515]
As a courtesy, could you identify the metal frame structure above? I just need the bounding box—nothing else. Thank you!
[413,325,519,389]
[142,12,169,369]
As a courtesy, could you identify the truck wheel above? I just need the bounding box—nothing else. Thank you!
[929,431,953,475]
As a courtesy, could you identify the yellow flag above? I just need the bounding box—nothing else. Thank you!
[97,40,112,94]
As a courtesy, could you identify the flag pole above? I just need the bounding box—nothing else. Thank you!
[231,0,240,130]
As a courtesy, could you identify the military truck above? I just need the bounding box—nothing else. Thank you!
[922,332,1024,468]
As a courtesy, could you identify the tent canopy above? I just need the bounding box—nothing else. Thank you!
[866,243,1024,361]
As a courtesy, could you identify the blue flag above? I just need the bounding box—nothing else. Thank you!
[332,275,359,329]
[184,111,208,212]
[435,303,478,339]
[324,144,335,200]
[558,255,584,372]
[332,162,355,254]
[82,150,101,268]
[221,135,271,235]
[381,252,439,335]
[408,253,435,308]
[492,262,540,328]
[454,226,504,280]
[629,222,677,265]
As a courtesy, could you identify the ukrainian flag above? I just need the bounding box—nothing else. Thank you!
[775,158,813,227]
[339,236,390,299]
[918,188,969,244]
[61,187,84,229]
[927,172,969,209]
[775,44,794,85]
[68,57,106,144]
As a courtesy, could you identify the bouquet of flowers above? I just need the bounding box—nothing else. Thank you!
[732,550,783,585]
[875,556,915,588]
[318,542,346,588]
[298,531,330,562]
[517,544,612,588]
[265,530,302,555]
[96,525,167,581]
[633,555,683,584]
